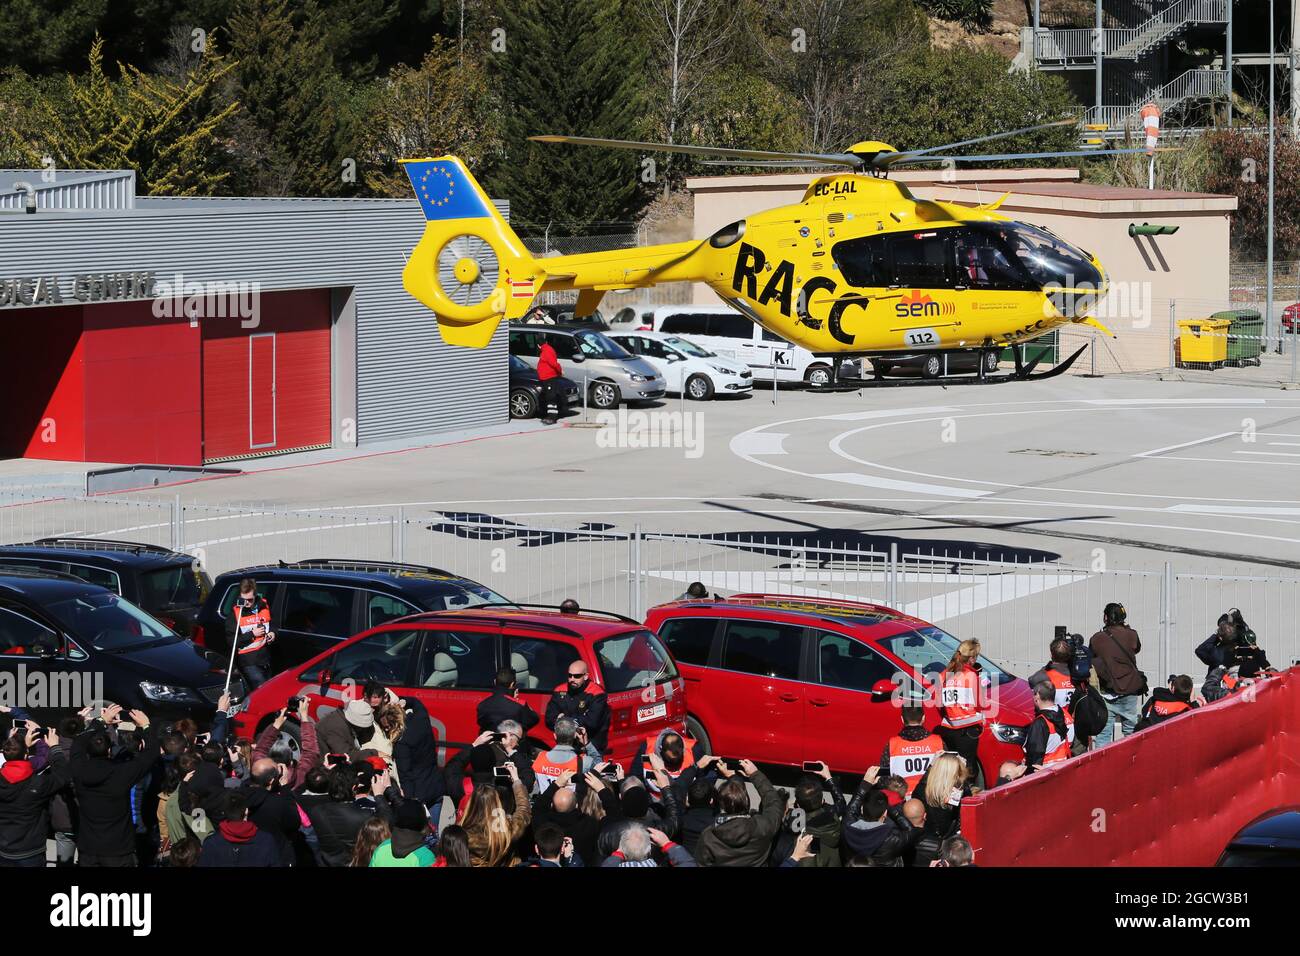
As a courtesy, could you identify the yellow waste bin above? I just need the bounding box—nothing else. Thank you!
[1176,318,1230,368]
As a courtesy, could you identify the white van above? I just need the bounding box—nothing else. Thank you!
[645,305,849,386]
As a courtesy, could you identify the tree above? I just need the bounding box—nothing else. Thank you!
[638,0,736,195]
[868,43,1080,156]
[485,0,651,235]
[1204,124,1300,258]
[228,0,358,196]
[360,37,503,196]
[0,70,68,168]
[0,0,108,73]
[689,65,806,174]
[916,0,993,30]
[748,0,929,152]
[46,35,239,195]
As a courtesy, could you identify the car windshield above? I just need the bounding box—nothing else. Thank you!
[46,591,177,650]
[138,563,203,611]
[594,629,679,691]
[415,580,513,611]
[878,625,1015,685]
[574,330,630,359]
[664,336,714,358]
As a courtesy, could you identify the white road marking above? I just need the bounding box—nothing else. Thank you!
[729,432,789,456]
[813,473,991,498]
[1132,432,1236,458]
[1235,450,1300,458]
[820,406,964,422]
[1081,398,1266,406]
[1165,504,1300,516]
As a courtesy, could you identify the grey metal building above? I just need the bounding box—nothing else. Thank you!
[0,172,508,464]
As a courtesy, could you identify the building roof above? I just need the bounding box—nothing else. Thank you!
[0,169,137,210]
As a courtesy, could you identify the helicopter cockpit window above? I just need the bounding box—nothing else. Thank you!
[949,226,1037,292]
[995,222,1100,289]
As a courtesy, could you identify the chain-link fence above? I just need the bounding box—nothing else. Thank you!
[0,497,1294,682]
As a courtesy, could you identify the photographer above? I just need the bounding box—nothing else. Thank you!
[306,762,398,866]
[1136,675,1200,731]
[530,716,598,794]
[229,577,276,690]
[1197,609,1272,676]
[1088,603,1146,745]
[842,769,920,867]
[771,759,845,867]
[1022,682,1071,771]
[1029,636,1095,754]
[0,724,67,867]
[70,704,161,866]
[694,758,782,867]
[252,699,320,791]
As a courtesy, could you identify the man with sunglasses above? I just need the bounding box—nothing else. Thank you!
[545,661,610,754]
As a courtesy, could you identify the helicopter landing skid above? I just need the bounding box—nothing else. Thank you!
[820,344,1088,390]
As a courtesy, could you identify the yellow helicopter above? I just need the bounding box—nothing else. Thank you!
[399,121,1156,384]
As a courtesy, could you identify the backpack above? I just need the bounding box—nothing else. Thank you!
[1069,682,1109,738]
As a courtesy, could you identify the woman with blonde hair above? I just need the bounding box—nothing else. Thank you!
[914,752,971,866]
[374,699,406,787]
[458,762,530,866]
[350,816,391,867]
[937,638,988,784]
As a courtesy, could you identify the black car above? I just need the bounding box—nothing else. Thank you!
[870,350,1000,379]
[1217,808,1300,866]
[0,537,210,637]
[194,559,512,677]
[509,354,579,419]
[0,568,239,724]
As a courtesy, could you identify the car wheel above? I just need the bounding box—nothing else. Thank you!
[685,373,714,401]
[685,715,711,755]
[983,351,1000,373]
[590,381,620,409]
[805,363,832,388]
[921,355,943,378]
[509,388,537,419]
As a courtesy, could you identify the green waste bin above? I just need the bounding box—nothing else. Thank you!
[1001,330,1059,366]
[1214,309,1264,367]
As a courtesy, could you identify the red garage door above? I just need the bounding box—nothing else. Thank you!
[202,289,331,461]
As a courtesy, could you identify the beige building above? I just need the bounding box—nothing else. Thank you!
[685,168,1238,374]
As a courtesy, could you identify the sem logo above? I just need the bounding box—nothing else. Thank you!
[50,887,151,936]
[894,290,955,318]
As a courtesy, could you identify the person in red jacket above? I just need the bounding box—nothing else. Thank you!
[537,340,563,425]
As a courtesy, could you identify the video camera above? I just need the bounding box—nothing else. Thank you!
[1225,608,1257,646]
[1056,625,1093,683]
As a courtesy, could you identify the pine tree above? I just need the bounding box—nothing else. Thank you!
[228,0,358,196]
[484,0,651,236]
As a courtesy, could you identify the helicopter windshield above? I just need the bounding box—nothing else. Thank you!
[969,222,1100,290]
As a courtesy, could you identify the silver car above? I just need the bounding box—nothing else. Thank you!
[508,325,666,409]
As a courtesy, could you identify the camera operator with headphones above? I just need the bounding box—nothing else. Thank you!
[1197,608,1274,701]
[1087,603,1147,746]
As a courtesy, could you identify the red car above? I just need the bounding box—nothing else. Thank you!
[231,607,686,764]
[644,594,1035,785]
[1283,303,1299,335]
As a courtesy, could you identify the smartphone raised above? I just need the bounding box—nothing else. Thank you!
[801,760,823,773]
[492,765,512,779]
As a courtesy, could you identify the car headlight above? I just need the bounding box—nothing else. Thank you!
[139,681,203,704]
[629,373,647,382]
[710,364,733,374]
[990,722,1027,745]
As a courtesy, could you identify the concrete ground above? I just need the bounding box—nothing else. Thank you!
[94,373,1300,572]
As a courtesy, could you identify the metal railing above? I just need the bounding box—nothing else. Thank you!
[1082,69,1229,130]
[0,500,1294,683]
[1031,0,1228,66]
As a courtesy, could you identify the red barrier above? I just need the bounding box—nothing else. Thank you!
[963,668,1300,866]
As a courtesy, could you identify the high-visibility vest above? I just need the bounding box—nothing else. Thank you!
[644,733,696,777]
[532,750,579,786]
[887,733,944,788]
[1035,711,1071,765]
[1044,669,1076,713]
[1153,698,1192,719]
[232,598,272,655]
[941,667,984,729]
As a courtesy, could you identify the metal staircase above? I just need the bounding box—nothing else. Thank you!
[1028,0,1229,69]
[1082,68,1230,130]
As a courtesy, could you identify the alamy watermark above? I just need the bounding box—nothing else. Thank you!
[0,665,104,710]
[151,271,261,328]
[594,409,704,459]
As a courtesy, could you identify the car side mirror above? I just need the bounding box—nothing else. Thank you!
[571,353,585,363]
[37,640,59,661]
[666,353,683,362]
[870,678,898,702]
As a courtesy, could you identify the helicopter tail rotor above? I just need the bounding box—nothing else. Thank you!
[400,156,541,349]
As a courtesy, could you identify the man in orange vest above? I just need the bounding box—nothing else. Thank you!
[532,716,600,794]
[1136,675,1200,731]
[1023,682,1071,770]
[1028,638,1082,753]
[877,704,944,792]
[229,577,275,689]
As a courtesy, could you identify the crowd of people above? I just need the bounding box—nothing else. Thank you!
[0,601,1277,868]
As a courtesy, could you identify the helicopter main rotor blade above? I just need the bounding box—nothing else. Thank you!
[888,146,1178,165]
[877,119,1079,165]
[529,134,861,168]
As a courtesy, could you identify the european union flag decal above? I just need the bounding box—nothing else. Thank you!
[403,158,492,221]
